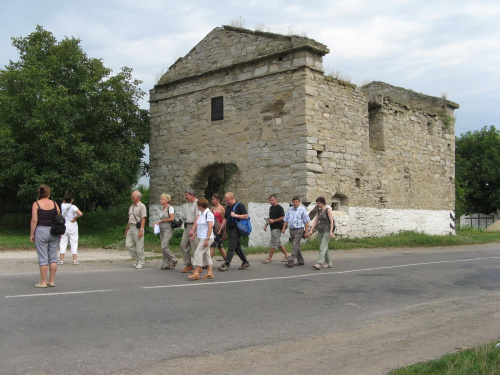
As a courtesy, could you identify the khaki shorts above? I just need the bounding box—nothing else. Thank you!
[269,229,282,248]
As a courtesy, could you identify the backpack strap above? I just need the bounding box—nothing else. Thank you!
[62,205,71,218]
[131,204,139,222]
[326,207,336,232]
[232,202,240,222]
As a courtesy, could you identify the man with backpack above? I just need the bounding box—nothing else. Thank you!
[217,192,250,271]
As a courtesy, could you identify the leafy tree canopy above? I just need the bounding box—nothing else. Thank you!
[0,26,150,210]
[455,125,500,215]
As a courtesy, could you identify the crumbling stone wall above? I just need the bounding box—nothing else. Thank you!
[149,26,458,246]
[150,27,328,204]
[303,72,456,211]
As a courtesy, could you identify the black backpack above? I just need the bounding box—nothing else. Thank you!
[50,204,68,235]
[51,215,66,235]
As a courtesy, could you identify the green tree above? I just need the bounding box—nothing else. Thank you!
[0,26,149,210]
[455,125,500,215]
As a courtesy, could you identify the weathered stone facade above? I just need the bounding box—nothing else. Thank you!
[149,26,459,246]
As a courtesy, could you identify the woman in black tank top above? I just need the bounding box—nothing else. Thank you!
[30,185,60,288]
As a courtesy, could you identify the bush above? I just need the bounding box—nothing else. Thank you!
[78,202,130,233]
[78,186,150,234]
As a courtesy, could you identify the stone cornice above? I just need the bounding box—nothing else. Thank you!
[154,46,325,90]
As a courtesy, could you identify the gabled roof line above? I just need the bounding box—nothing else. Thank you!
[222,25,330,54]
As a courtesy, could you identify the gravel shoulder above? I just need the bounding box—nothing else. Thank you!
[137,295,499,375]
[2,245,499,374]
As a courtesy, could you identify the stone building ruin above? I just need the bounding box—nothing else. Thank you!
[149,26,459,247]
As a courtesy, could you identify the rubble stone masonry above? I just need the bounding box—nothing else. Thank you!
[149,26,459,246]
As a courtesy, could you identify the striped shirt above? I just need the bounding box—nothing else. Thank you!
[284,205,310,229]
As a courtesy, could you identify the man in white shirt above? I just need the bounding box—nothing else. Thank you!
[282,196,310,267]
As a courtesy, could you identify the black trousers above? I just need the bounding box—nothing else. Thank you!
[225,227,248,265]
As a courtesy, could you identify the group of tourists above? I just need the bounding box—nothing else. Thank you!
[31,184,335,288]
[126,188,336,280]
[125,189,252,280]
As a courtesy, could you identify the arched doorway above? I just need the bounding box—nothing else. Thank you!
[192,163,241,199]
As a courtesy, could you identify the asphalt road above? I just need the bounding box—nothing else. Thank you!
[1,244,499,374]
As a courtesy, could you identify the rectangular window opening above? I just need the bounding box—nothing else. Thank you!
[211,96,224,121]
[368,103,385,151]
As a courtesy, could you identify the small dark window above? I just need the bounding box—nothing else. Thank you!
[368,103,385,151]
[211,96,224,121]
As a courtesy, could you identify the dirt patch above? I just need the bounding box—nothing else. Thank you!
[486,220,500,232]
[133,295,499,375]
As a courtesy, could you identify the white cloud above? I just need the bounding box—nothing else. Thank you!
[1,0,499,134]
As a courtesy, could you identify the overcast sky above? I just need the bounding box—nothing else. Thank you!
[2,1,499,144]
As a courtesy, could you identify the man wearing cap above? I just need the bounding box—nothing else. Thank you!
[180,188,200,273]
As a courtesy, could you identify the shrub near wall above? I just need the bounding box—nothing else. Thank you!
[78,203,130,233]
[78,186,150,233]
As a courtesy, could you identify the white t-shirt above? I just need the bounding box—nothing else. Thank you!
[196,208,214,240]
[160,205,174,220]
[61,203,79,233]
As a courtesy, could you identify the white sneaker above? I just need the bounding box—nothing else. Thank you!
[132,263,137,268]
[135,264,143,269]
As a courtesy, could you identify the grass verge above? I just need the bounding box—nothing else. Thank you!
[388,340,500,374]
[2,228,500,253]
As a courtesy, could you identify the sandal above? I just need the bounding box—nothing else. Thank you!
[188,274,199,280]
[171,261,178,269]
[47,283,55,287]
[313,264,321,270]
[201,274,214,279]
[281,257,288,262]
[35,283,47,288]
[72,261,79,265]
[262,258,272,264]
[323,263,333,268]
[159,266,169,270]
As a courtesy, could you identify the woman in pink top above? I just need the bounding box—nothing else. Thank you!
[210,193,227,261]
